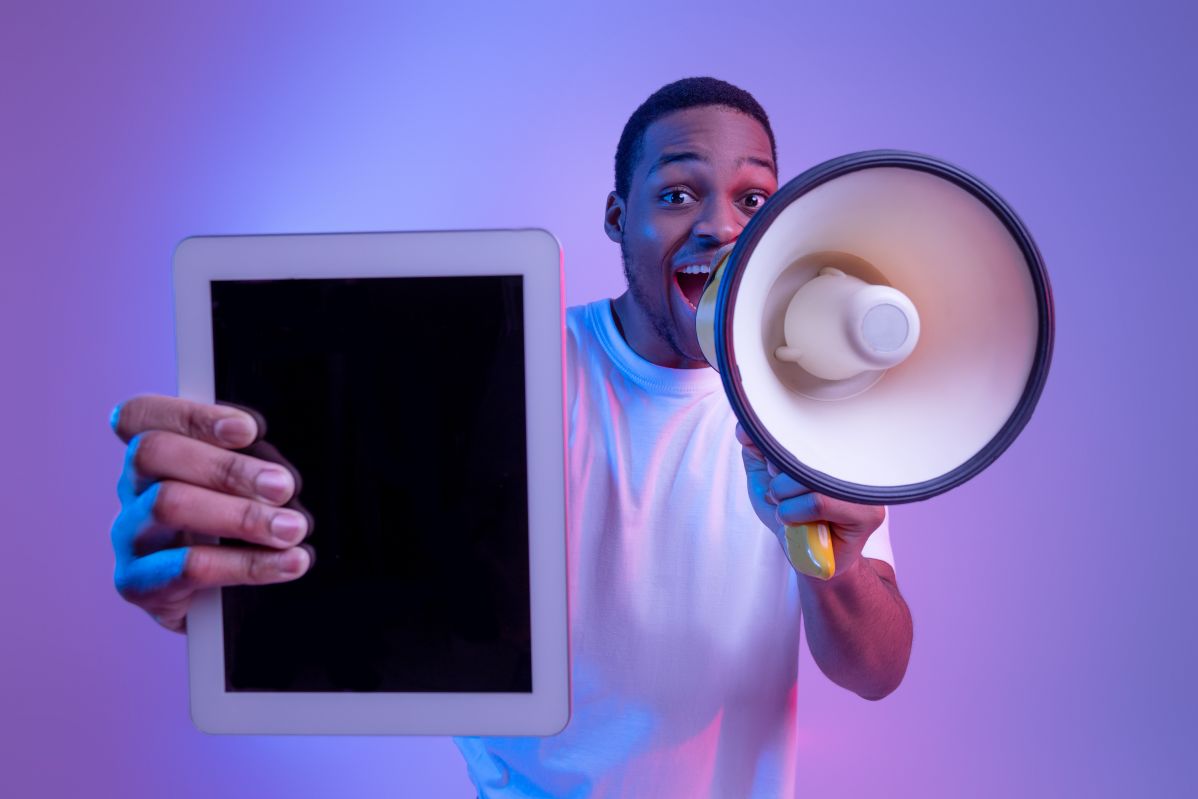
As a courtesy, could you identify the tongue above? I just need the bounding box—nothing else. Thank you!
[676,271,707,309]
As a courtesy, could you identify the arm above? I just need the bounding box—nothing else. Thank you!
[796,556,912,700]
[735,424,913,700]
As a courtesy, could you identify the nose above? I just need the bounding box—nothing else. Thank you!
[692,197,742,248]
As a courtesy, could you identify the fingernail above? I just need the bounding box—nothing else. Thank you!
[270,511,307,545]
[214,416,255,447]
[299,543,316,570]
[109,403,122,433]
[255,469,293,503]
[280,547,310,577]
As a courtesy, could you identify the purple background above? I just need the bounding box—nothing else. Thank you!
[3,1,1195,796]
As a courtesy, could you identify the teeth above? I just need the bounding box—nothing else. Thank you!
[676,264,711,275]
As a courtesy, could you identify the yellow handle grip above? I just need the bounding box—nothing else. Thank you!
[783,522,836,580]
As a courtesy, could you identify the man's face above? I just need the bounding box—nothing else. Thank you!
[608,105,778,363]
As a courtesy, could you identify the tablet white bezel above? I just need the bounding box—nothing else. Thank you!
[174,229,569,735]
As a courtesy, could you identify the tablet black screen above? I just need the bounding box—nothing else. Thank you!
[211,275,531,693]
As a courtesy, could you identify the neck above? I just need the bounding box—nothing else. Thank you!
[610,293,707,369]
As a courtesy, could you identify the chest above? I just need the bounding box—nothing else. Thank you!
[564,381,801,703]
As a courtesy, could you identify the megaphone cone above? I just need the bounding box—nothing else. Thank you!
[697,151,1054,579]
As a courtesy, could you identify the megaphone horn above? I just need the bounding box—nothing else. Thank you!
[696,150,1054,579]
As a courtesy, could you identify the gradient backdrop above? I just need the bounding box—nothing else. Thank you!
[3,1,1195,796]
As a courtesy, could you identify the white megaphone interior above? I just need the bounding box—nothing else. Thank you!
[732,166,1039,487]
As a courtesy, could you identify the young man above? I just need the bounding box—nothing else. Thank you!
[110,78,912,798]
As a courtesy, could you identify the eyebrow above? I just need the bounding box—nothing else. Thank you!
[646,151,776,176]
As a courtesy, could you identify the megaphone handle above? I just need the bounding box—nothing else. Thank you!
[784,522,836,580]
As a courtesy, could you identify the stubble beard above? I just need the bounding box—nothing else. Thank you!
[621,241,690,362]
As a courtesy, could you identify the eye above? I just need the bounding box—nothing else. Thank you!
[661,189,696,206]
[741,192,768,211]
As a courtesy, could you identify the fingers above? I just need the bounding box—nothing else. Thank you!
[112,394,262,449]
[239,438,304,497]
[120,429,297,505]
[116,481,310,556]
[767,472,812,503]
[737,423,813,503]
[109,395,314,630]
[734,422,757,450]
[235,439,313,538]
[181,543,312,590]
[736,424,766,468]
[775,491,886,534]
[116,543,312,602]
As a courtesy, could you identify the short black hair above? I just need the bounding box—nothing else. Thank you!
[614,76,777,200]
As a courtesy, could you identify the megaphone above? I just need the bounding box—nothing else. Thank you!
[695,151,1054,580]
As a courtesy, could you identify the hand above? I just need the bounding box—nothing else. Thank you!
[736,423,885,579]
[110,395,313,633]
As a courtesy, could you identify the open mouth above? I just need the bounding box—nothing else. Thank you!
[674,263,711,310]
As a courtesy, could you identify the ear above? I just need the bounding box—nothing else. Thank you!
[604,192,626,243]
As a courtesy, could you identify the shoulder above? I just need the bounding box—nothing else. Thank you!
[564,300,609,413]
[565,301,601,342]
[564,300,612,368]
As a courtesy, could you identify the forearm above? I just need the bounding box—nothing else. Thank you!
[796,557,912,700]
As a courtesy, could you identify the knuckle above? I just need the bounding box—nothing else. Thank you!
[212,451,246,494]
[245,552,273,584]
[766,475,781,498]
[153,610,188,634]
[129,430,162,474]
[180,547,209,588]
[149,481,183,526]
[810,493,829,518]
[121,395,150,433]
[113,568,137,600]
[110,509,129,548]
[237,500,267,539]
[185,409,209,441]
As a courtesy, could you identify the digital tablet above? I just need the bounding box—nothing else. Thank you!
[173,229,569,735]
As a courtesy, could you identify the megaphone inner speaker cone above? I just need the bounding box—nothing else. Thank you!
[760,251,892,401]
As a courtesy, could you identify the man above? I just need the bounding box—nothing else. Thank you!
[110,77,912,798]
